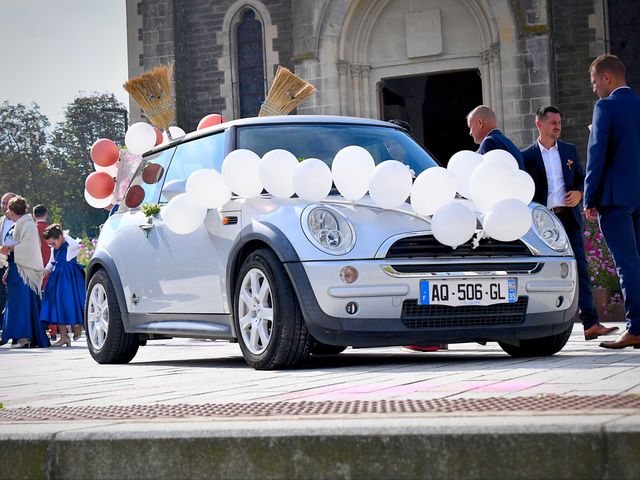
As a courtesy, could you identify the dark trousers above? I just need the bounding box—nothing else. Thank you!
[557,212,599,328]
[598,205,640,335]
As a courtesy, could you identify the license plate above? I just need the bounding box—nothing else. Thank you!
[419,278,517,306]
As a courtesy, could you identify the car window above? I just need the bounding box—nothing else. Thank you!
[236,124,439,175]
[118,147,176,213]
[159,132,227,204]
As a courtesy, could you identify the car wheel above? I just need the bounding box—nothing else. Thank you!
[234,249,311,369]
[499,322,573,358]
[311,342,347,355]
[85,269,139,364]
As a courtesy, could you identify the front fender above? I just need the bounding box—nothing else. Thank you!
[86,250,129,318]
[225,221,300,314]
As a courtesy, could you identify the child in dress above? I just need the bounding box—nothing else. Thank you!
[40,224,86,347]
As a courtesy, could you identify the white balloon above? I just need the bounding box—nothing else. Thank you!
[482,149,519,172]
[292,158,332,202]
[410,167,457,216]
[84,188,112,209]
[162,179,186,201]
[259,149,298,198]
[483,199,532,241]
[447,150,482,199]
[430,201,477,248]
[470,161,516,212]
[125,122,156,155]
[94,161,118,178]
[369,160,413,209]
[163,193,207,235]
[332,145,375,201]
[221,149,263,198]
[514,170,535,205]
[162,126,187,142]
[186,169,231,209]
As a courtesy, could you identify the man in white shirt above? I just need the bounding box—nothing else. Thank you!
[521,106,618,341]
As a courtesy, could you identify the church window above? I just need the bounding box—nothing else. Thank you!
[236,9,266,118]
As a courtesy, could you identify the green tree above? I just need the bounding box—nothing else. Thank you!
[49,93,128,236]
[0,102,52,205]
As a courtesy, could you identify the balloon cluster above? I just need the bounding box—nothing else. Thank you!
[85,113,228,211]
[164,146,535,247]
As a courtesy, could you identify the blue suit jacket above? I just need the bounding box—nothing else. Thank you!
[477,129,525,170]
[585,87,640,208]
[521,140,584,228]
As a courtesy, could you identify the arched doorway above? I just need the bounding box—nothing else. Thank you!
[380,70,482,164]
[332,0,510,161]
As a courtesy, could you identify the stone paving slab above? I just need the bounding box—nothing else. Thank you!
[1,321,640,410]
[2,322,640,479]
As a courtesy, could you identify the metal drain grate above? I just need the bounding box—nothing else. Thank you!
[1,395,639,421]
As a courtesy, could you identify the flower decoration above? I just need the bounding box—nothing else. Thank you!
[566,159,574,171]
[77,237,97,268]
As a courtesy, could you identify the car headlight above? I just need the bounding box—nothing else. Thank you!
[302,205,355,255]
[532,206,569,251]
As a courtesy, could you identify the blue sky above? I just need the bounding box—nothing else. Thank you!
[0,0,128,124]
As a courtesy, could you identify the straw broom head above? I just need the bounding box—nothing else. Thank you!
[123,63,175,130]
[259,66,317,116]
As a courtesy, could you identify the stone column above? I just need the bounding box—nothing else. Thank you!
[337,60,349,116]
[481,43,501,115]
[361,64,372,118]
[350,64,363,117]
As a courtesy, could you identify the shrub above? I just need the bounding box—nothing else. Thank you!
[77,236,97,267]
[584,220,622,294]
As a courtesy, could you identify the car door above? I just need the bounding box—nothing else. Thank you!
[117,131,233,314]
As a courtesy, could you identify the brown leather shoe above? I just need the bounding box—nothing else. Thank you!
[599,330,640,349]
[584,323,620,340]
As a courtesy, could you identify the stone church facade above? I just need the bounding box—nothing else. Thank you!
[126,0,638,163]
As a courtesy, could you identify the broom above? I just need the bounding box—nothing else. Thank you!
[259,66,317,116]
[123,63,175,134]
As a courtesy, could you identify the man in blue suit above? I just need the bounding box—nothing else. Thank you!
[522,106,618,341]
[466,105,524,169]
[585,54,640,349]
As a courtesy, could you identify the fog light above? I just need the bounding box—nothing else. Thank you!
[340,266,359,284]
[560,262,569,278]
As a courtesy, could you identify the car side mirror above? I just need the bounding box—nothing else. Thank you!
[162,179,186,201]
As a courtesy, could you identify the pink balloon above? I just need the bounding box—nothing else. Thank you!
[197,114,227,130]
[85,171,115,199]
[90,138,119,167]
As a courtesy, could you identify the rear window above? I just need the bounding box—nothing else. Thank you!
[236,123,439,175]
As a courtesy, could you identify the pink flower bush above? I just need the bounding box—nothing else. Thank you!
[584,221,623,314]
[77,237,97,267]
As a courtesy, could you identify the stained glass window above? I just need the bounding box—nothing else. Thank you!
[237,10,265,118]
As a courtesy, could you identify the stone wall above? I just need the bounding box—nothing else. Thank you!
[550,0,605,162]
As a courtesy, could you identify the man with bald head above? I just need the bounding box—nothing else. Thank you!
[467,105,524,169]
[0,192,17,317]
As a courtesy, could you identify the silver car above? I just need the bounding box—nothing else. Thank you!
[85,116,577,369]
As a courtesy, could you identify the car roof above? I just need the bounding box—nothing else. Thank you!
[144,115,402,156]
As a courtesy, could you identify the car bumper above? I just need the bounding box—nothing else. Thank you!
[285,257,578,347]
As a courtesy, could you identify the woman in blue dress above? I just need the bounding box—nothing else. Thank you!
[0,196,49,348]
[40,224,86,347]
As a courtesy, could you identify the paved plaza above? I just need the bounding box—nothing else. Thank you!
[2,321,640,409]
[2,321,640,479]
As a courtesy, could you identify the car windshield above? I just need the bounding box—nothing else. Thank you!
[236,123,439,176]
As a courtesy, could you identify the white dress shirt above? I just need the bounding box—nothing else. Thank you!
[537,140,566,208]
[1,216,15,245]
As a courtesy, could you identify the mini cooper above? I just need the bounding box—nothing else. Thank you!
[85,116,577,369]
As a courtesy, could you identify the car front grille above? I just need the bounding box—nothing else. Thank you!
[401,297,528,329]
[385,234,532,259]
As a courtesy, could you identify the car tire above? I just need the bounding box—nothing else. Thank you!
[499,322,573,358]
[233,249,311,370]
[310,342,348,355]
[85,269,139,364]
